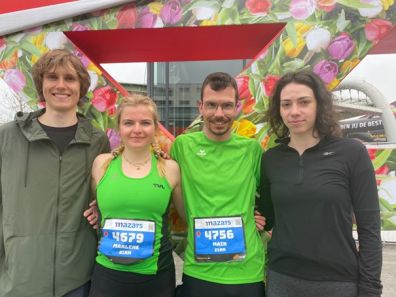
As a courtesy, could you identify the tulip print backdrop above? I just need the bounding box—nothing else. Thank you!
[0,0,395,229]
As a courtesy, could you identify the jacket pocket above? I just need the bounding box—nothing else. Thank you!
[4,235,53,296]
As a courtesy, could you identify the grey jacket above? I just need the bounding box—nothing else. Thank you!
[0,109,110,297]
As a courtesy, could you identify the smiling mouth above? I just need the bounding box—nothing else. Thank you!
[211,120,228,125]
[53,93,70,98]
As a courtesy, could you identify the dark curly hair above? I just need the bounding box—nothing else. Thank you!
[32,49,90,103]
[266,70,341,139]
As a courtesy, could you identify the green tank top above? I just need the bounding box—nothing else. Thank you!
[96,155,173,274]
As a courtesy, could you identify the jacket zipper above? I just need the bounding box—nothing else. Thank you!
[297,156,304,184]
[53,155,62,297]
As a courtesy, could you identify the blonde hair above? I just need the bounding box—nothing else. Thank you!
[103,94,166,176]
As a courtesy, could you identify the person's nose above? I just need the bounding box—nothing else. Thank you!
[131,123,142,133]
[213,104,225,117]
[290,103,300,116]
[55,77,67,89]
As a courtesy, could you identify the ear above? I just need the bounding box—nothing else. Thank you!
[198,100,203,115]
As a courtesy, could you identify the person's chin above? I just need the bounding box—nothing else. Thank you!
[211,127,230,136]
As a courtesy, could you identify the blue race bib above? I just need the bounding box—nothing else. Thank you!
[194,216,246,262]
[99,218,156,264]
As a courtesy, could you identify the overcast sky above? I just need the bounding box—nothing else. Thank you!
[343,54,396,103]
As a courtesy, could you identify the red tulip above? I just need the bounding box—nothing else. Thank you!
[245,0,272,16]
[92,86,118,113]
[365,19,393,44]
[237,76,252,100]
[262,75,280,97]
[116,3,137,29]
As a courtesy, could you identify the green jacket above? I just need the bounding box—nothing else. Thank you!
[0,109,110,297]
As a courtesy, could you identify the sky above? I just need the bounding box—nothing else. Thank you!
[102,54,396,103]
[342,54,396,103]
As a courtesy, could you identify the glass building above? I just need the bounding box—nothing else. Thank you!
[105,60,248,136]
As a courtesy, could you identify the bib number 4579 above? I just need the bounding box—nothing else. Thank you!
[112,231,144,243]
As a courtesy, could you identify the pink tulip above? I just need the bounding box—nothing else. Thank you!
[74,50,90,68]
[0,37,6,53]
[106,128,121,150]
[137,7,161,28]
[327,33,355,61]
[313,60,338,84]
[4,68,26,93]
[72,23,90,31]
[289,0,316,20]
[315,0,336,12]
[161,0,182,24]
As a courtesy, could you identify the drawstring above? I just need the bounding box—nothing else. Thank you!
[24,142,30,187]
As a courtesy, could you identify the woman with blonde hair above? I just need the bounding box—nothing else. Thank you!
[88,94,184,297]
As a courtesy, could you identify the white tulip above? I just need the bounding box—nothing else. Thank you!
[305,27,331,52]
[45,32,68,49]
[193,7,216,20]
[88,71,99,92]
[358,0,383,18]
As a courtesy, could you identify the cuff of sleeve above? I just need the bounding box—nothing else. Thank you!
[358,282,382,297]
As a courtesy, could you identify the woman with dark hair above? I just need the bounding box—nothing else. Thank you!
[259,70,382,297]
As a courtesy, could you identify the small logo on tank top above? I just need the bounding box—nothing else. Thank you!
[153,183,165,189]
[196,149,206,157]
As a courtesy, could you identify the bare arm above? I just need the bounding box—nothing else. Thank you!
[84,153,112,228]
[165,159,186,222]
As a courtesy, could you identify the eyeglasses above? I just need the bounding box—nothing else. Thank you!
[202,101,236,114]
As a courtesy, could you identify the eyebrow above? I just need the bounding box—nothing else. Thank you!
[280,96,313,101]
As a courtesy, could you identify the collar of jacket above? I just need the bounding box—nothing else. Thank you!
[15,109,93,144]
[275,135,336,152]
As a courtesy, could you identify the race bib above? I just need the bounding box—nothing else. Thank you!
[99,218,156,264]
[194,216,246,262]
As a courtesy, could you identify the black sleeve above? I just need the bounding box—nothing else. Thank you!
[349,145,382,297]
[257,152,275,231]
[101,133,111,154]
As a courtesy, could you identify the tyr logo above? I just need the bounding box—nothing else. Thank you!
[153,183,165,189]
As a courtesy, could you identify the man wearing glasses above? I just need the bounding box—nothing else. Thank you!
[171,72,265,297]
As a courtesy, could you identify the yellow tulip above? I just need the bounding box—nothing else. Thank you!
[32,33,45,48]
[340,58,360,74]
[201,19,217,26]
[88,62,102,76]
[282,36,305,58]
[381,0,394,10]
[233,119,256,138]
[148,2,163,15]
[295,22,312,36]
[31,33,48,63]
[327,78,340,90]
